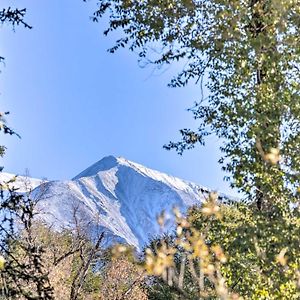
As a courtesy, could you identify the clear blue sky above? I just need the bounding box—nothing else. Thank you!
[1,0,238,197]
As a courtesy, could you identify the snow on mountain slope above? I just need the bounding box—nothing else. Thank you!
[0,172,45,193]
[32,156,221,250]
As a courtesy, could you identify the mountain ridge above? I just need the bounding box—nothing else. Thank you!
[1,156,234,250]
[0,172,46,193]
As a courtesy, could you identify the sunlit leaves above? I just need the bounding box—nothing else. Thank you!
[0,255,5,270]
[143,196,300,298]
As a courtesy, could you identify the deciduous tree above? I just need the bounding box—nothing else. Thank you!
[91,0,300,208]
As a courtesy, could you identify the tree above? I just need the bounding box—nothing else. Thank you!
[29,220,103,300]
[0,12,104,290]
[91,0,300,208]
[0,5,31,163]
[0,183,105,300]
[0,7,31,29]
[0,6,32,63]
[143,195,300,299]
[99,247,148,300]
[0,112,20,167]
[0,186,55,299]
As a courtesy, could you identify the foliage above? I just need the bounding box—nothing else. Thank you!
[188,202,300,299]
[142,194,300,299]
[0,187,54,299]
[30,222,103,300]
[0,47,52,297]
[0,112,18,164]
[86,5,300,296]
[0,189,104,300]
[0,112,22,174]
[91,0,300,207]
[0,6,32,63]
[0,4,31,162]
[0,93,102,300]
[0,7,32,29]
[99,245,148,300]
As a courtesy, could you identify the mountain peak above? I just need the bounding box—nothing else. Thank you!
[37,155,207,249]
[73,155,204,192]
[33,156,236,249]
[72,155,120,180]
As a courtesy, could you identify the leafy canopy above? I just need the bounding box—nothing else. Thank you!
[144,198,300,299]
[92,0,300,205]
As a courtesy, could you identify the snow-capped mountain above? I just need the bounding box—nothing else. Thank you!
[0,172,46,193]
[8,156,230,250]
